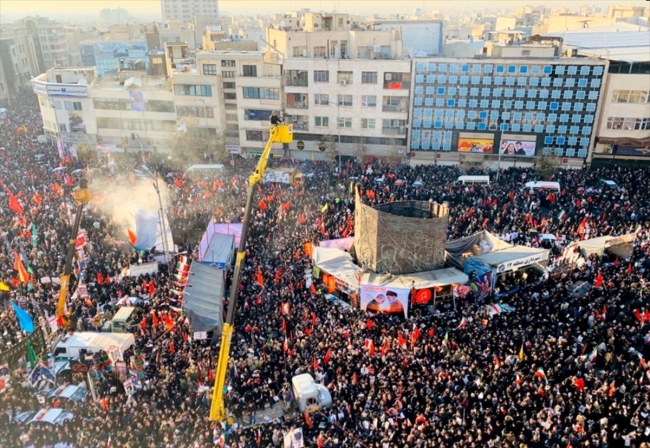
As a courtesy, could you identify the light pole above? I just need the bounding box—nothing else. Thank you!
[142,165,171,265]
[331,100,342,174]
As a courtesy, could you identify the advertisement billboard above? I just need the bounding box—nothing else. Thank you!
[457,133,494,154]
[617,146,650,157]
[499,134,537,157]
[360,285,409,318]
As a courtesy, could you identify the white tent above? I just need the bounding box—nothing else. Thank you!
[312,246,361,291]
[469,245,549,273]
[577,233,636,258]
[361,267,468,290]
[445,230,513,269]
[198,233,234,269]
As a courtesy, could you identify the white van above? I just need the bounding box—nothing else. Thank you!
[291,373,332,413]
[53,332,135,362]
[185,164,225,178]
[523,181,561,193]
[457,175,490,186]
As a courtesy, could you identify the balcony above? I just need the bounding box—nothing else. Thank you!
[286,76,308,87]
[383,81,410,90]
[382,127,406,135]
[292,123,309,131]
[286,93,308,109]
[382,105,408,113]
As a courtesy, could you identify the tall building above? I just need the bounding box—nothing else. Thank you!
[0,33,42,103]
[408,58,607,168]
[161,0,219,23]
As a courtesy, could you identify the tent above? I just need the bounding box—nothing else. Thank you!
[198,233,234,269]
[182,262,224,333]
[577,233,635,259]
[312,246,361,292]
[131,210,174,255]
[198,222,242,257]
[445,230,512,269]
[468,245,550,274]
[319,237,354,251]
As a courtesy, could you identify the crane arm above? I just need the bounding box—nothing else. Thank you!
[56,179,91,330]
[210,124,292,422]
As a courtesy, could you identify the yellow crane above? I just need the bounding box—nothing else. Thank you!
[210,123,293,422]
[57,178,92,330]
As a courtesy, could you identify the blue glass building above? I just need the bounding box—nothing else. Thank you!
[409,59,607,159]
[80,40,149,77]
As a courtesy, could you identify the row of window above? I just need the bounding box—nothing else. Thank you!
[176,105,215,119]
[93,98,175,113]
[414,74,601,88]
[415,62,604,77]
[202,64,257,77]
[174,84,212,97]
[412,120,593,135]
[96,117,176,132]
[242,87,280,100]
[414,98,599,112]
[606,117,650,131]
[611,90,650,104]
[414,109,595,122]
[415,86,599,99]
[313,116,406,130]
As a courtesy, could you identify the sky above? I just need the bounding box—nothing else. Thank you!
[1,0,647,22]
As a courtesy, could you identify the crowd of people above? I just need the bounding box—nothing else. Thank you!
[0,99,649,448]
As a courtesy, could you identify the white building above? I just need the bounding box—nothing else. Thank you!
[161,0,219,24]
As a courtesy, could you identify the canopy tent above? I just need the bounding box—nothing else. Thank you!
[361,267,468,290]
[445,230,512,269]
[182,262,224,333]
[319,237,355,251]
[197,233,234,269]
[577,233,636,259]
[199,222,242,254]
[469,245,550,273]
[131,210,174,255]
[312,246,361,291]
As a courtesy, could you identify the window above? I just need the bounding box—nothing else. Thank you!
[362,72,377,84]
[315,116,329,127]
[606,117,624,130]
[314,46,326,57]
[292,46,306,57]
[612,90,649,103]
[244,109,273,121]
[382,119,406,134]
[337,71,353,84]
[225,103,237,110]
[361,95,376,107]
[338,117,352,128]
[361,118,375,129]
[146,100,175,113]
[226,123,239,131]
[245,130,264,141]
[242,87,279,99]
[314,94,329,105]
[176,106,214,118]
[287,93,308,108]
[224,92,237,100]
[221,60,235,67]
[223,82,235,89]
[337,94,353,107]
[225,114,238,121]
[64,101,82,111]
[242,65,257,77]
[203,64,217,75]
[222,71,236,78]
[314,70,329,83]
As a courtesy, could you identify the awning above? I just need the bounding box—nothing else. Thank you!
[312,246,361,290]
[469,245,550,272]
[182,262,224,333]
[361,267,468,290]
[577,233,636,258]
[445,230,513,269]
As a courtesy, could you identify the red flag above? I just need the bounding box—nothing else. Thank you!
[627,263,634,274]
[5,187,23,214]
[309,282,317,295]
[573,377,585,391]
[256,266,264,287]
[33,193,42,206]
[324,348,332,365]
[282,318,287,332]
[283,337,289,352]
[140,316,147,330]
[594,272,603,287]
[410,327,421,348]
[614,257,619,267]
[127,229,137,246]
[311,313,317,328]
[281,302,290,315]
[398,333,407,348]
[164,313,174,330]
[304,412,313,428]
[97,272,104,285]
[274,268,282,284]
[366,319,375,330]
[169,341,175,353]
[608,381,616,397]
[366,339,375,356]
[13,252,29,284]
[149,281,155,296]
[305,327,312,336]
[259,200,267,211]
[313,358,318,371]
[352,372,358,384]
[152,312,159,327]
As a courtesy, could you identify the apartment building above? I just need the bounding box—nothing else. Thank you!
[0,33,42,104]
[408,58,608,168]
[161,0,219,23]
[14,17,80,69]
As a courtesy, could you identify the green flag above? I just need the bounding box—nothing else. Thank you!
[32,224,38,247]
[26,341,38,368]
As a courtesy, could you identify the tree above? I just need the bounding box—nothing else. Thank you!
[321,133,338,165]
[173,117,227,167]
[354,136,367,163]
[536,153,561,180]
[383,138,403,166]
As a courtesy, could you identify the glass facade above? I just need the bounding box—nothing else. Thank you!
[410,60,606,158]
[80,41,149,78]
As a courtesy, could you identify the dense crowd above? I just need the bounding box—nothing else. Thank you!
[0,100,649,448]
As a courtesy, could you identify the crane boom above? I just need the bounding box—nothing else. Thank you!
[210,124,293,422]
[57,178,91,330]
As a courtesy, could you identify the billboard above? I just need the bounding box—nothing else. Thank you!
[617,146,650,157]
[68,112,86,133]
[360,285,409,318]
[499,134,537,157]
[129,91,145,112]
[457,133,494,154]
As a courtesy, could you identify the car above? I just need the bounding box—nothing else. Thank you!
[45,384,88,405]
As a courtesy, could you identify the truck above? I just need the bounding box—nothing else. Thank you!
[53,332,135,362]
[291,373,332,413]
[263,168,303,186]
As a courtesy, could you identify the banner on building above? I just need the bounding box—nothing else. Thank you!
[498,134,537,157]
[360,285,409,319]
[129,91,145,112]
[457,132,494,154]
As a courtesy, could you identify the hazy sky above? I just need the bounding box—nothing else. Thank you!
[1,0,647,22]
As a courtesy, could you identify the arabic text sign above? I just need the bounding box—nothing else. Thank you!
[496,251,549,273]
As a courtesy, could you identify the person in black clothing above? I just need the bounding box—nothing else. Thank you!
[270,110,282,126]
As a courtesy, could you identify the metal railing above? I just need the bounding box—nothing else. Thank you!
[285,77,309,87]
[382,105,407,113]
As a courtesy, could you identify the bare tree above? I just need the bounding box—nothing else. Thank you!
[173,117,228,167]
[321,133,338,165]
[354,136,367,163]
[383,137,403,166]
[536,153,561,180]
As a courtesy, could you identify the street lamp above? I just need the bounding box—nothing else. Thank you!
[330,100,342,174]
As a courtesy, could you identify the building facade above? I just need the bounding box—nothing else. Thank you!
[161,0,219,23]
[408,58,607,168]
[80,40,149,78]
[0,33,42,103]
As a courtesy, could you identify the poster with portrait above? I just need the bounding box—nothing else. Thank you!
[498,135,537,157]
[360,285,409,319]
[129,91,145,112]
[67,112,86,133]
[457,133,494,154]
